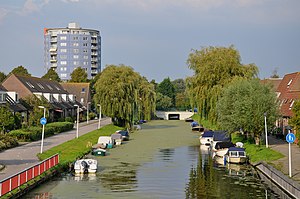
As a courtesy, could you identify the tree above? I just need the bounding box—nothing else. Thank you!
[186,45,258,122]
[157,77,175,107]
[94,64,156,128]
[9,66,31,76]
[156,92,172,111]
[42,68,61,82]
[0,106,15,133]
[172,79,186,94]
[216,78,279,145]
[21,95,50,127]
[289,100,300,144]
[70,67,88,82]
[0,72,7,83]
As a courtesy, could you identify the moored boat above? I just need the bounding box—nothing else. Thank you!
[199,131,214,145]
[225,147,247,164]
[213,141,235,157]
[74,159,97,174]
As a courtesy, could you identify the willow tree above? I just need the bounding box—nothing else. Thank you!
[186,46,258,123]
[93,64,155,128]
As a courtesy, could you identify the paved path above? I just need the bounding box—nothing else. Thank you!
[268,135,300,183]
[0,118,111,181]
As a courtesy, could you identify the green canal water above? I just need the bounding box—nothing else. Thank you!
[23,120,290,199]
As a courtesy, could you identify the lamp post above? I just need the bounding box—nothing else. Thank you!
[74,105,79,138]
[97,104,101,129]
[38,106,46,153]
[264,112,268,148]
[87,102,91,124]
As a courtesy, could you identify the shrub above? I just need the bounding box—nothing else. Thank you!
[89,112,97,120]
[0,134,19,151]
[65,117,74,123]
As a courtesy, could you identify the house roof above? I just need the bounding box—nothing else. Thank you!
[60,82,91,105]
[7,74,68,94]
[261,78,282,91]
[276,72,300,117]
[0,84,7,91]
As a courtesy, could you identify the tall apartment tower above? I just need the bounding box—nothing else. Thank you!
[44,22,101,81]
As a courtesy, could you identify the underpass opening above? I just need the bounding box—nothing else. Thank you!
[168,114,180,120]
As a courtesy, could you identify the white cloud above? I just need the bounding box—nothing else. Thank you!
[0,8,9,23]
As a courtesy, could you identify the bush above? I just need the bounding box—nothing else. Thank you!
[0,134,19,151]
[65,117,74,123]
[89,112,97,120]
[8,122,74,142]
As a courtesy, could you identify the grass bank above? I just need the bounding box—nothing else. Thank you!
[37,124,123,168]
[191,115,284,163]
[231,132,284,163]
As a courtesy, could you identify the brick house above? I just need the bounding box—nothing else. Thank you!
[1,74,82,121]
[275,72,300,136]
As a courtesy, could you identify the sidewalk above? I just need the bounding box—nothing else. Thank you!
[268,135,300,183]
[0,118,111,181]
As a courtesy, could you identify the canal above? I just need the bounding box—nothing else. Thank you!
[23,120,291,198]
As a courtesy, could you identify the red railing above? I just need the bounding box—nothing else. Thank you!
[0,154,59,197]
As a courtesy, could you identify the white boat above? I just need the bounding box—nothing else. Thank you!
[74,159,97,174]
[199,131,214,145]
[225,147,247,164]
[212,141,235,157]
[98,136,114,148]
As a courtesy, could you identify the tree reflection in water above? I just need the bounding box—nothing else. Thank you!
[99,162,138,192]
[185,148,271,199]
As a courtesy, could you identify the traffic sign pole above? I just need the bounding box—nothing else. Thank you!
[286,130,295,178]
[289,142,292,177]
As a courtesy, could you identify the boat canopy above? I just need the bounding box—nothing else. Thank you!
[191,121,199,127]
[228,147,245,152]
[215,142,235,149]
[213,130,230,141]
[202,131,214,137]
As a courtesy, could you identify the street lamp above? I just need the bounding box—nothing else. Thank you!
[74,104,79,138]
[87,102,91,124]
[38,106,46,153]
[97,104,101,129]
[264,112,268,148]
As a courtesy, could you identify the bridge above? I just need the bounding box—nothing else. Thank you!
[156,111,194,120]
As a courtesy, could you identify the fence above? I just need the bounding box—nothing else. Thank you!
[255,162,300,199]
[0,154,59,197]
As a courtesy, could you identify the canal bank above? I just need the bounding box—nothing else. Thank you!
[23,120,285,198]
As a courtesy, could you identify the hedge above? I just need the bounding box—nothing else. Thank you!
[0,135,19,151]
[8,122,74,142]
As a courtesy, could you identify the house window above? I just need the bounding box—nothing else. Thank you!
[0,93,5,102]
[46,84,53,90]
[25,81,35,88]
[83,43,88,47]
[80,98,84,103]
[60,74,67,78]
[61,61,67,65]
[81,88,85,93]
[287,79,293,87]
[60,43,67,46]
[73,55,79,59]
[289,100,295,110]
[60,49,67,53]
[73,49,79,53]
[73,61,79,65]
[37,83,44,89]
[73,36,79,40]
[83,49,88,53]
[73,43,79,47]
[60,55,67,59]
[60,36,67,40]
[83,37,88,40]
[83,55,88,59]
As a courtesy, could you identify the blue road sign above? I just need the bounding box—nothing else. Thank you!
[40,117,47,125]
[286,133,296,143]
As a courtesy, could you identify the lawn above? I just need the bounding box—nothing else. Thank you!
[37,124,123,167]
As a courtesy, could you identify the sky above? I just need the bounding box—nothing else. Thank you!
[0,0,299,82]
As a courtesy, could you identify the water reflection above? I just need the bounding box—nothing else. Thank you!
[24,145,288,199]
[99,162,138,192]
